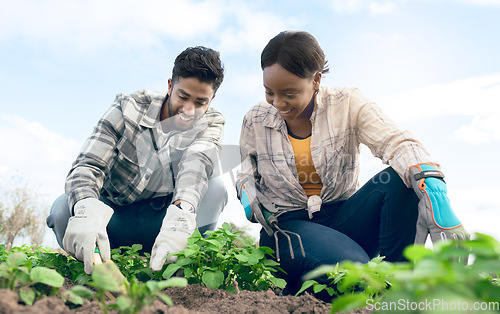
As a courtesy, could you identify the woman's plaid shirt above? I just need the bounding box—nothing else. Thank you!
[237,86,433,216]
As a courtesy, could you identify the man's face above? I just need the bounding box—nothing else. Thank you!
[162,77,215,130]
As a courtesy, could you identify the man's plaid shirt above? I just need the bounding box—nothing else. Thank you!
[65,90,224,211]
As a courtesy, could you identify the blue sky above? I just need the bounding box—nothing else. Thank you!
[1,0,499,246]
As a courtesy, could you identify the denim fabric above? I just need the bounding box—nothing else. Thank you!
[259,167,418,296]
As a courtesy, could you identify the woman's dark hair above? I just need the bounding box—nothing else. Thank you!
[261,31,329,79]
[172,46,225,92]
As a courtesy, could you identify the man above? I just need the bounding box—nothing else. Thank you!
[47,46,227,274]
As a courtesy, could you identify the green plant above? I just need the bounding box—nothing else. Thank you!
[0,252,64,305]
[162,222,286,293]
[61,285,95,307]
[115,276,187,313]
[299,233,500,313]
[79,262,186,314]
[33,249,90,285]
[297,256,400,312]
[111,244,154,282]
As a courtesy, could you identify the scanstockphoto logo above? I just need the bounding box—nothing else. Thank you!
[365,298,500,312]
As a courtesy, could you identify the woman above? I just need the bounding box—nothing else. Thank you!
[236,31,468,299]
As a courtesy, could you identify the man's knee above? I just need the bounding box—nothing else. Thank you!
[196,176,228,232]
[206,175,228,207]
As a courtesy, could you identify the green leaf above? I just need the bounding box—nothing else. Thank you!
[202,270,224,290]
[204,239,223,250]
[69,285,95,298]
[116,295,133,311]
[470,259,500,274]
[162,263,182,279]
[403,244,433,262]
[313,283,327,294]
[183,248,198,257]
[62,290,84,305]
[222,222,232,231]
[258,246,275,256]
[162,277,188,288]
[331,293,370,312]
[147,278,187,291]
[235,254,249,263]
[412,259,443,279]
[296,280,317,296]
[30,267,64,287]
[302,264,337,281]
[91,263,124,292]
[131,243,143,252]
[158,293,173,306]
[268,277,286,289]
[7,252,28,268]
[19,286,35,306]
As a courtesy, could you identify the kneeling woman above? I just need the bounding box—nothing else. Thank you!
[236,30,467,299]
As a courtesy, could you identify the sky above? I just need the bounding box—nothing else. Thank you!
[0,0,499,248]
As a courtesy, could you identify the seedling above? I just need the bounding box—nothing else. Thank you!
[162,222,286,292]
[0,252,64,305]
[299,233,500,313]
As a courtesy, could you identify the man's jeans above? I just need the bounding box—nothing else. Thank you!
[260,167,419,297]
[46,176,227,253]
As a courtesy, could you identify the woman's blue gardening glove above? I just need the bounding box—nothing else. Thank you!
[409,163,470,250]
[236,175,275,236]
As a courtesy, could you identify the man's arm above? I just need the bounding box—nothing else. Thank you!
[65,97,126,211]
[172,110,225,210]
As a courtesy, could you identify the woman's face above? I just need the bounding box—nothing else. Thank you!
[263,63,321,122]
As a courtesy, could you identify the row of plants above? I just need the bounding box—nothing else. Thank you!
[298,233,500,313]
[2,224,500,313]
[0,222,285,313]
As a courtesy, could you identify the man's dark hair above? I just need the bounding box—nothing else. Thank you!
[172,46,225,93]
[261,31,329,79]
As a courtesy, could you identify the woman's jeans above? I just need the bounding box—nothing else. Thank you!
[46,176,228,253]
[260,167,419,295]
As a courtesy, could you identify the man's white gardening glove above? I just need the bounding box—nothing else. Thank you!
[150,203,196,271]
[62,198,114,275]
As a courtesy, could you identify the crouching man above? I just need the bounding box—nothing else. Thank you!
[47,46,227,274]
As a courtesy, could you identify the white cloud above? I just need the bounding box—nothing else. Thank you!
[369,2,397,16]
[458,0,500,5]
[448,187,500,241]
[330,0,399,15]
[0,114,81,200]
[380,73,500,144]
[0,0,224,51]
[217,3,300,54]
[454,115,500,145]
[329,0,500,16]
[0,0,296,54]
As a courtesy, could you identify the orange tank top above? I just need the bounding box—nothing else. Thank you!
[288,133,323,197]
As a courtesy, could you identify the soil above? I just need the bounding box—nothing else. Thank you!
[0,280,372,313]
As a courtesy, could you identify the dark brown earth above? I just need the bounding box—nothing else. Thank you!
[0,283,334,313]
[0,281,372,313]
